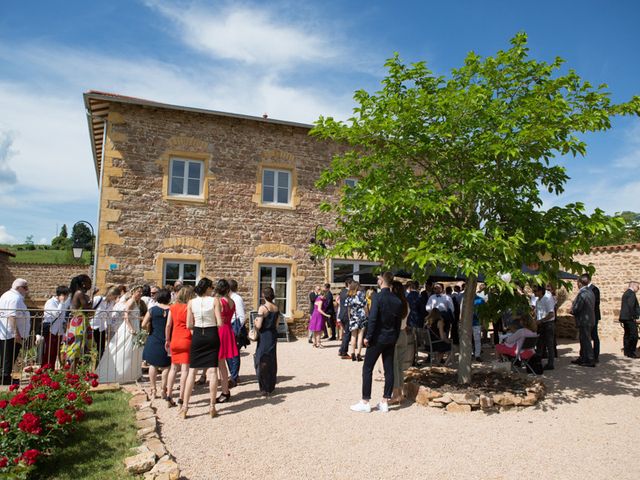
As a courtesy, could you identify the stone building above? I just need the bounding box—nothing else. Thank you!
[0,248,16,294]
[83,91,379,329]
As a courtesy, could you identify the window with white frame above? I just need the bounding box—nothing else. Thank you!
[331,260,381,287]
[262,168,291,205]
[169,158,204,198]
[163,260,200,287]
[258,264,290,315]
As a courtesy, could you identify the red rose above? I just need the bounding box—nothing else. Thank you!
[0,400,7,409]
[91,379,99,388]
[82,394,93,405]
[63,363,71,370]
[10,392,29,406]
[8,384,18,392]
[66,392,77,401]
[18,413,42,435]
[0,456,7,468]
[23,366,33,373]
[22,385,33,393]
[19,449,40,466]
[54,408,72,425]
[74,410,85,421]
[50,381,60,390]
[0,421,9,429]
[42,364,51,370]
[36,393,47,400]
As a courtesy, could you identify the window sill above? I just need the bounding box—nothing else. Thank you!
[257,203,297,211]
[165,195,207,205]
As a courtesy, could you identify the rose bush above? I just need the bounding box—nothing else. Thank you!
[0,365,99,479]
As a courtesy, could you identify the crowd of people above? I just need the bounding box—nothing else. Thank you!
[0,276,280,420]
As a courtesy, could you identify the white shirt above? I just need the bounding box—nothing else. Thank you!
[230,292,246,326]
[43,296,68,335]
[0,289,31,340]
[535,292,555,323]
[141,296,158,309]
[191,296,216,328]
[91,296,116,331]
[425,294,454,313]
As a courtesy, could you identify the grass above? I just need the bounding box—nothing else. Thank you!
[31,390,140,480]
[1,247,90,265]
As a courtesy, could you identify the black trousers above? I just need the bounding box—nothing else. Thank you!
[327,314,337,339]
[362,341,396,400]
[578,323,595,364]
[1,338,21,385]
[537,322,556,367]
[339,323,352,355]
[591,319,600,361]
[93,329,108,363]
[621,320,638,356]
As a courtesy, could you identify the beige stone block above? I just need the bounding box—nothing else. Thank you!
[129,394,148,408]
[124,451,156,474]
[479,394,494,410]
[450,393,479,405]
[144,437,167,459]
[446,402,471,413]
[136,408,155,421]
[137,426,157,439]
[101,230,124,245]
[136,417,157,430]
[108,111,126,124]
[102,188,123,201]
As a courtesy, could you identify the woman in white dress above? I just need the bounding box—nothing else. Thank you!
[97,286,144,384]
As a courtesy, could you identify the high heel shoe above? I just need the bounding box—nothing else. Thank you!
[351,353,356,362]
[216,392,231,404]
[164,396,176,407]
[357,354,363,362]
[178,407,188,419]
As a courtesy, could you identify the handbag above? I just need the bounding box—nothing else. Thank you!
[248,327,259,342]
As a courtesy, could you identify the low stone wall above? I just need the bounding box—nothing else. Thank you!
[3,262,90,306]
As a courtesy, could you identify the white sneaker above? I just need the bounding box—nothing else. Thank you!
[350,401,371,413]
[377,402,389,413]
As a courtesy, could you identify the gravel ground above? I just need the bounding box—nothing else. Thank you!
[150,337,640,480]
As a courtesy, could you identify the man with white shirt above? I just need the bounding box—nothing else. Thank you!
[42,286,70,368]
[533,285,556,370]
[0,279,32,385]
[227,279,246,388]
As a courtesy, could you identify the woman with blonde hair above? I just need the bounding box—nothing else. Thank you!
[165,285,195,407]
[97,285,144,384]
[346,281,368,361]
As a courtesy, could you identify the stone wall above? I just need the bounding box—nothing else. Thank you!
[0,250,13,294]
[95,102,341,322]
[2,263,91,307]
[557,243,640,340]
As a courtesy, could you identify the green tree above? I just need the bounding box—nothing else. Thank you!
[311,33,639,384]
[60,224,68,239]
[592,211,640,246]
[71,223,94,249]
[51,224,71,249]
[24,235,35,251]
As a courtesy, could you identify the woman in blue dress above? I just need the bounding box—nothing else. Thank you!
[254,287,279,396]
[142,288,172,400]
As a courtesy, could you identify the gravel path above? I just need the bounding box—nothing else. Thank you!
[150,337,640,480]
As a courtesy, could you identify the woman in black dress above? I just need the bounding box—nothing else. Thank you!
[142,288,172,401]
[254,287,279,396]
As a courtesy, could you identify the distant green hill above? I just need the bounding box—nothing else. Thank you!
[0,245,90,265]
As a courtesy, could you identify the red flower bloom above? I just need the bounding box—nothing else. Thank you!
[19,449,40,466]
[74,410,85,421]
[18,413,42,435]
[63,362,71,370]
[91,379,99,388]
[0,421,9,429]
[50,381,60,390]
[22,384,33,393]
[42,364,52,370]
[36,393,47,401]
[54,409,72,425]
[23,366,33,373]
[82,394,93,405]
[8,384,18,392]
[0,400,8,409]
[10,392,29,407]
[0,456,7,468]
[66,392,78,401]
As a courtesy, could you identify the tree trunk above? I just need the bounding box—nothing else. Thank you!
[457,274,478,385]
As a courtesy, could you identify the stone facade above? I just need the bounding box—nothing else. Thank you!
[87,93,342,325]
[0,248,16,295]
[557,243,640,340]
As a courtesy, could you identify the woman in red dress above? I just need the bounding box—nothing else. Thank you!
[214,279,237,404]
[165,285,195,406]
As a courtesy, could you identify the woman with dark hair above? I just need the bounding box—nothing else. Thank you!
[180,278,220,418]
[97,285,144,383]
[60,274,92,371]
[254,286,279,396]
[346,281,368,361]
[142,288,172,401]
[390,280,410,405]
[214,279,236,404]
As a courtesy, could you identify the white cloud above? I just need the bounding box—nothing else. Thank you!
[145,1,338,67]
[0,131,18,186]
[0,226,16,244]
[613,120,640,169]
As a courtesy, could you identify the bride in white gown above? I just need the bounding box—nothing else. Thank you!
[97,286,144,384]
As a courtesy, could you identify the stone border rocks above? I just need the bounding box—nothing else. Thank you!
[403,366,546,413]
[122,385,181,479]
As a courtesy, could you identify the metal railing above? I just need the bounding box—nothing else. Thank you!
[0,308,140,386]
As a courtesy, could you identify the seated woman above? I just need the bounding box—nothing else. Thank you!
[495,316,537,359]
[426,309,451,364]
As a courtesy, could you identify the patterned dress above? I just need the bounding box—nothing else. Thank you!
[60,310,89,364]
[346,291,368,331]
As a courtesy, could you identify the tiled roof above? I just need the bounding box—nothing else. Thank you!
[588,243,640,253]
[0,247,16,257]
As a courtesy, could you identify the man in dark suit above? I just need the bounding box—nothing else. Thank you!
[619,281,640,358]
[570,274,596,367]
[586,275,601,362]
[323,283,337,340]
[337,278,353,358]
[351,271,403,413]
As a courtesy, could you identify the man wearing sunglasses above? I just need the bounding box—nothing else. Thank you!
[0,278,32,385]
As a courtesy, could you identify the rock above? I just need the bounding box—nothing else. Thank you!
[479,394,494,410]
[433,393,452,404]
[137,426,157,439]
[129,394,148,408]
[145,437,167,458]
[136,417,157,430]
[428,401,445,408]
[149,455,180,480]
[450,393,479,405]
[130,445,152,456]
[493,392,520,407]
[520,392,538,406]
[124,450,156,474]
[446,402,471,413]
[136,401,152,411]
[136,408,155,421]
[403,381,420,401]
[415,386,443,406]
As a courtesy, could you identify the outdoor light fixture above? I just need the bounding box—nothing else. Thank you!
[72,239,84,260]
[71,220,95,266]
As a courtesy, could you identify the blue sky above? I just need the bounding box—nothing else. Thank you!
[0,0,639,244]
